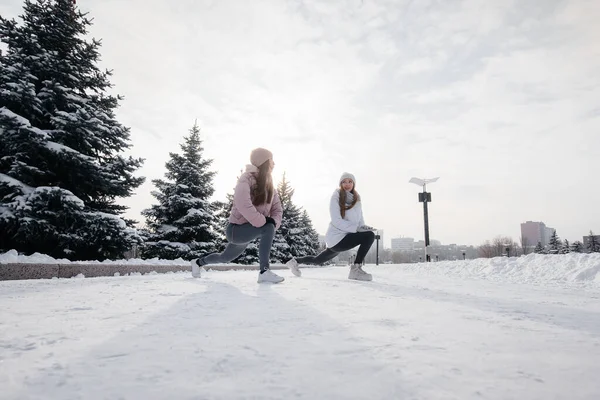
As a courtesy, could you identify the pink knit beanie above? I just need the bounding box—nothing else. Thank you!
[250,148,273,167]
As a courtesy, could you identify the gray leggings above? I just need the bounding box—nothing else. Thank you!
[201,222,275,272]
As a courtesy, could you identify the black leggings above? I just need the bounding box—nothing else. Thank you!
[296,231,375,265]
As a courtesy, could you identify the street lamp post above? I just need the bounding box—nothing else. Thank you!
[375,232,381,265]
[409,177,439,262]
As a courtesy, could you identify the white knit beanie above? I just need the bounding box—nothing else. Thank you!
[339,172,356,186]
[250,148,273,167]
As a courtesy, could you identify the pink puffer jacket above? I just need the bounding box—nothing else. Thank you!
[229,167,283,229]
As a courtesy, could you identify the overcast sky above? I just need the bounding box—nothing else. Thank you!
[2,0,599,246]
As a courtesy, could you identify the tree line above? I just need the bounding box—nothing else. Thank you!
[477,231,600,258]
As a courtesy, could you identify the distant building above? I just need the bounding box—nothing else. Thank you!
[583,234,600,250]
[377,229,385,250]
[521,221,554,247]
[391,237,414,252]
[521,221,545,247]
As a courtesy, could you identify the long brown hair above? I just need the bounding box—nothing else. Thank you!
[339,185,360,218]
[251,161,274,206]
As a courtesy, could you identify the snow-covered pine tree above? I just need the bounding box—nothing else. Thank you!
[534,242,544,254]
[272,173,321,261]
[0,0,144,260]
[275,173,303,260]
[213,170,243,248]
[571,241,584,253]
[236,241,260,265]
[141,122,218,260]
[300,209,320,255]
[560,239,570,254]
[586,230,600,253]
[547,231,560,254]
[270,232,289,264]
[213,195,232,248]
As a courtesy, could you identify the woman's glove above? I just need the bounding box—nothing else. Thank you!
[264,217,276,227]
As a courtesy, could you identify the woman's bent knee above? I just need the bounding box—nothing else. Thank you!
[262,223,276,235]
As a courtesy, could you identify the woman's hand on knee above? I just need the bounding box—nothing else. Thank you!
[357,225,376,232]
[263,217,276,227]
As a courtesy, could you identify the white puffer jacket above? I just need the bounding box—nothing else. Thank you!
[325,189,365,248]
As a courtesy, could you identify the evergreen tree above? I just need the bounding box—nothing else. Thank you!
[0,0,144,260]
[276,173,303,259]
[141,122,218,260]
[213,196,232,247]
[274,173,320,260]
[547,231,560,254]
[586,230,600,253]
[236,241,260,265]
[560,239,570,254]
[300,209,321,255]
[534,242,544,254]
[571,241,584,253]
[270,231,290,263]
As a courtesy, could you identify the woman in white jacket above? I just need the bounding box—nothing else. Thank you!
[286,172,376,281]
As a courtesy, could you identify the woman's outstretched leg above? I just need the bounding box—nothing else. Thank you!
[284,248,339,277]
[201,242,247,265]
[296,248,340,265]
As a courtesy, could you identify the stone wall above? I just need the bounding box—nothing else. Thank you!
[0,263,287,281]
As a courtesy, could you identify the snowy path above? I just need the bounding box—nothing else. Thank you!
[1,266,599,400]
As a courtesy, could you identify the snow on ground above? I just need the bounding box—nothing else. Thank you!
[2,249,599,288]
[1,259,599,400]
[399,253,600,287]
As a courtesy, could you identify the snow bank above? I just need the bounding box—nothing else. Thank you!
[398,253,600,286]
[0,249,188,266]
[1,249,599,286]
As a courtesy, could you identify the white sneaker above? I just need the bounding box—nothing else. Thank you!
[191,259,202,278]
[348,264,372,281]
[257,269,284,284]
[286,258,301,277]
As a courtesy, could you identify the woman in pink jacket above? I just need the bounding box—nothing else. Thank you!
[191,148,284,283]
